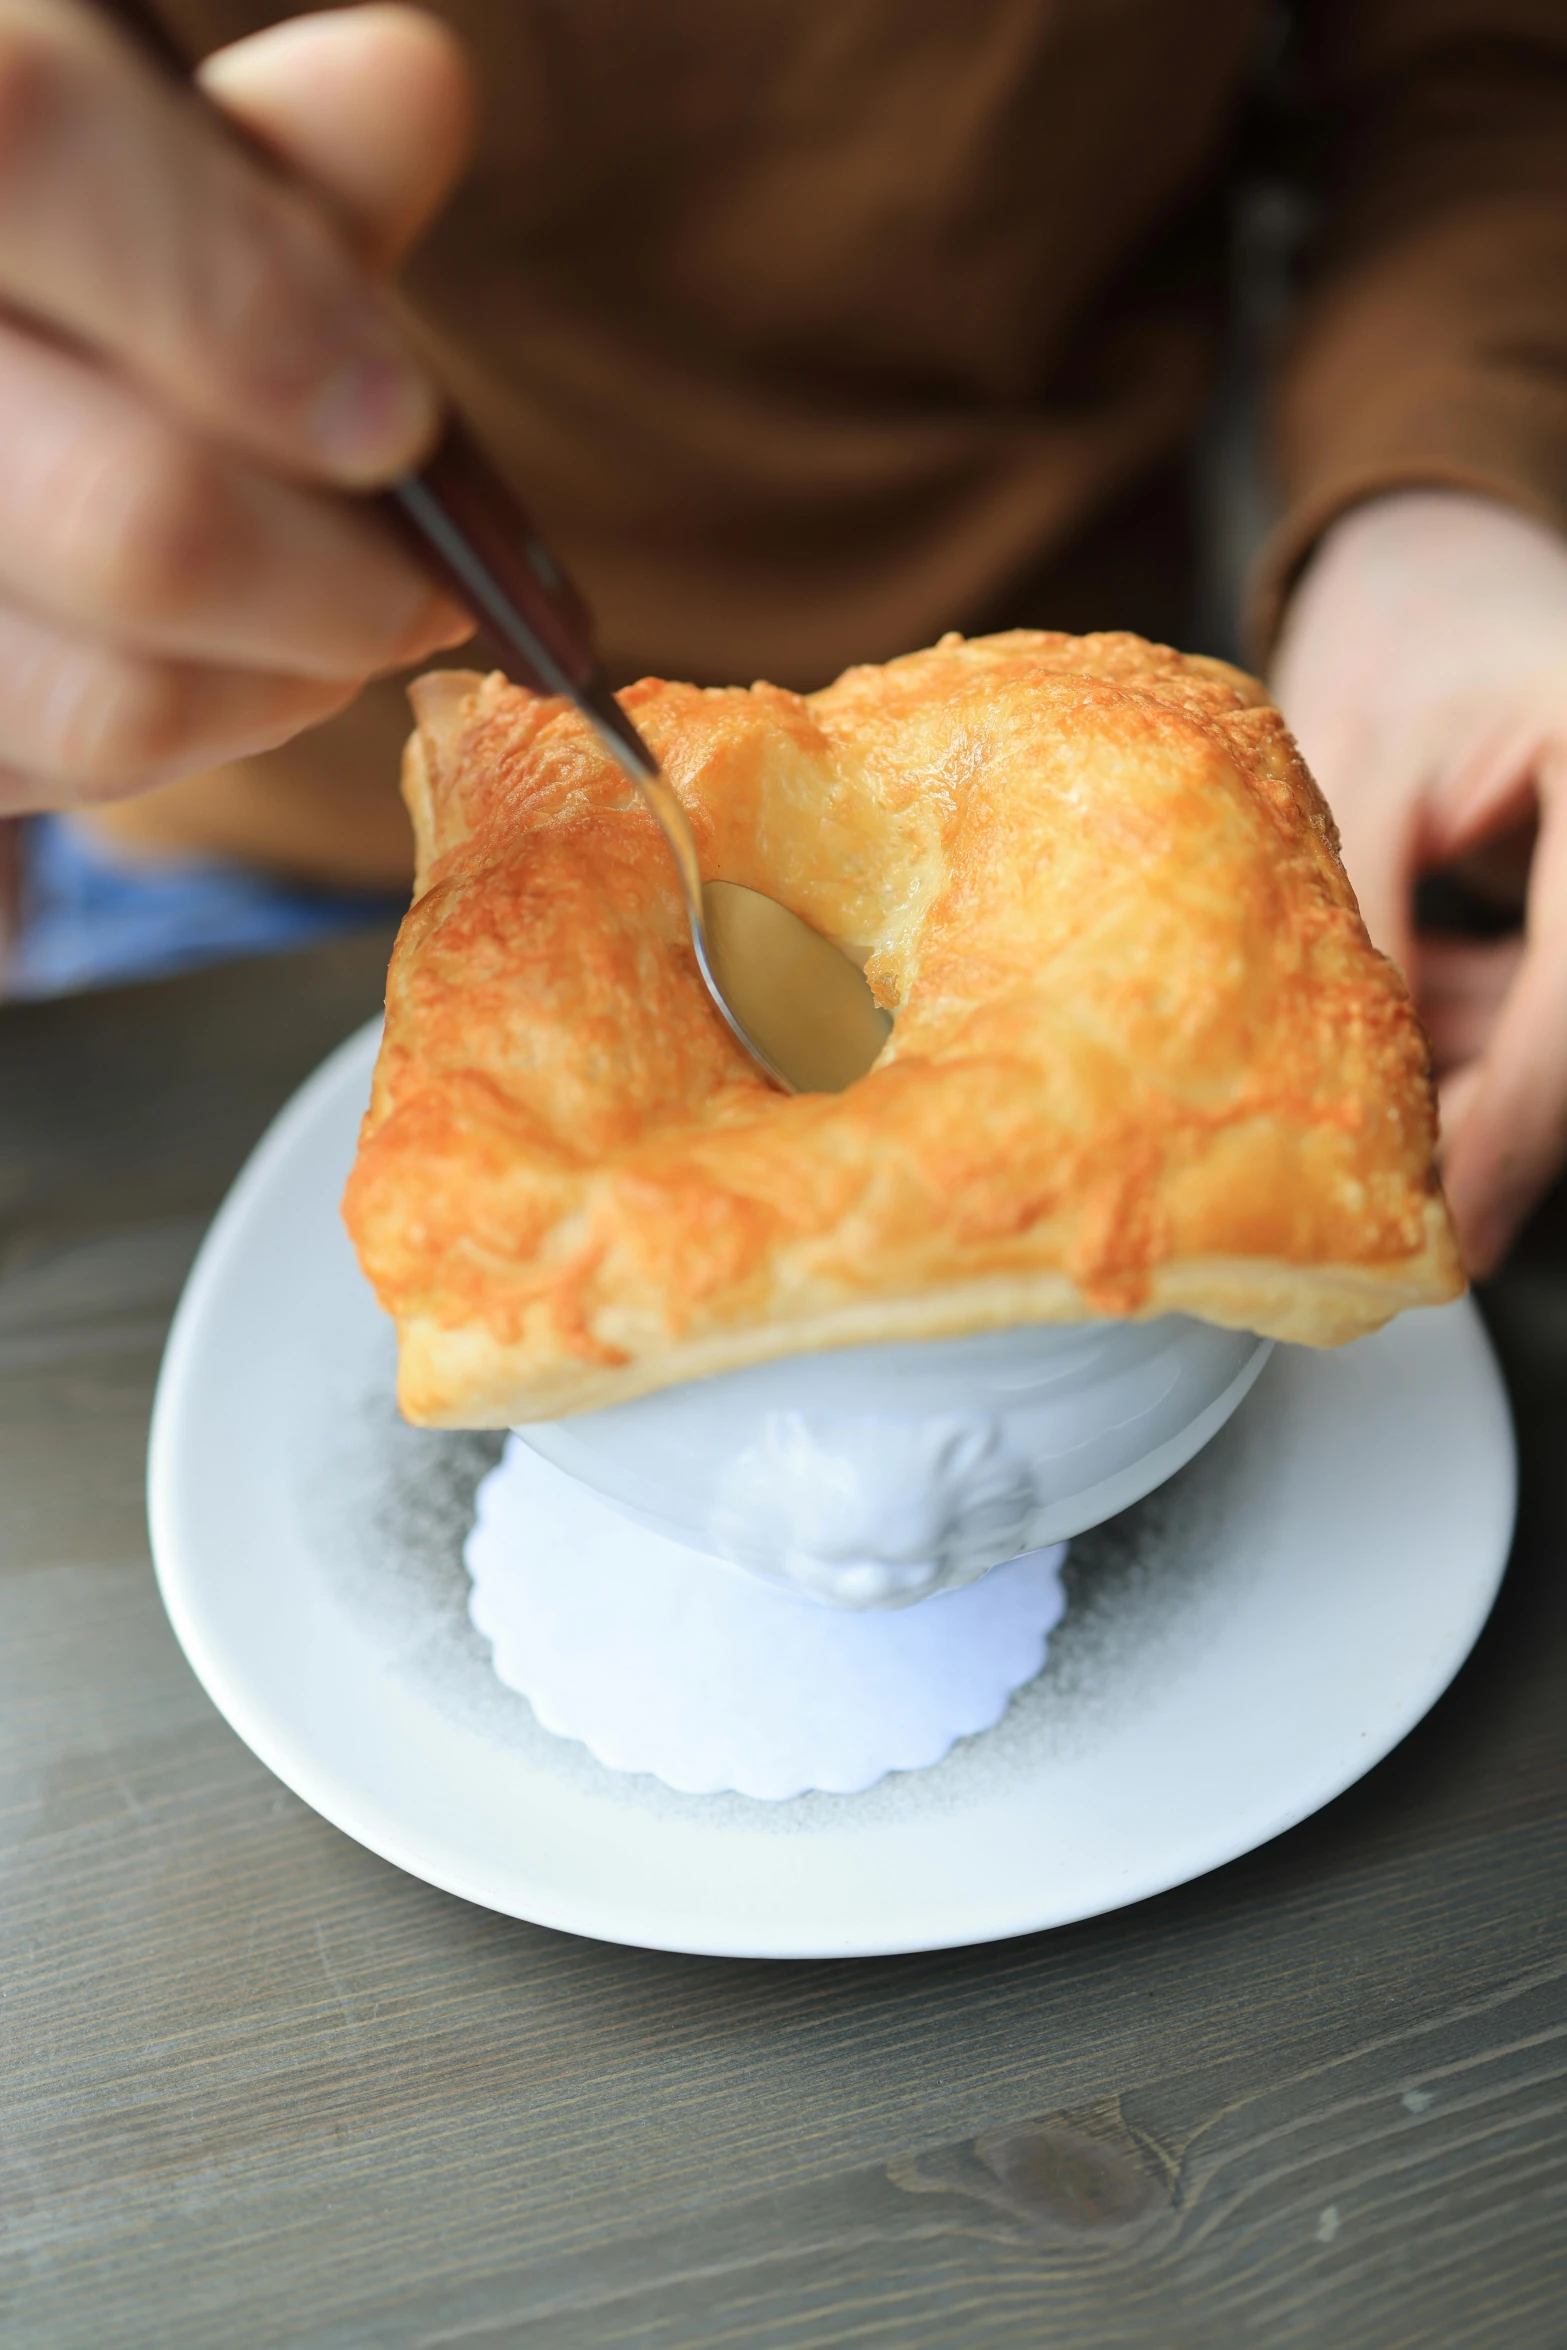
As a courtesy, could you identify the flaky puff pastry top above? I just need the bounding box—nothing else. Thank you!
[343,630,1463,1425]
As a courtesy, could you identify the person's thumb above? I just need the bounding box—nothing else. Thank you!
[198,5,476,277]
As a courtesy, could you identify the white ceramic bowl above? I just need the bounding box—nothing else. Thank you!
[517,1316,1271,1608]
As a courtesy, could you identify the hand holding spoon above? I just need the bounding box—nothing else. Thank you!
[98,0,890,1095]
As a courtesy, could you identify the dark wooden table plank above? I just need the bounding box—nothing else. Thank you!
[3,935,1564,2350]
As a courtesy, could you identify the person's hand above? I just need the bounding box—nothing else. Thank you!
[0,0,475,813]
[1273,489,1567,1277]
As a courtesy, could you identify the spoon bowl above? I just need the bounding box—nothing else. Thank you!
[699,881,892,1095]
[583,678,891,1094]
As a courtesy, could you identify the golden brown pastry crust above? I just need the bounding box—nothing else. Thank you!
[342,631,1463,1425]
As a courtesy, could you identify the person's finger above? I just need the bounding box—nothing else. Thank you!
[1436,1060,1486,1166]
[1279,693,1418,966]
[199,7,476,274]
[1418,718,1547,873]
[0,0,438,484]
[0,316,468,675]
[1414,934,1524,1074]
[0,599,364,807]
[1438,751,1567,1274]
[1341,784,1421,973]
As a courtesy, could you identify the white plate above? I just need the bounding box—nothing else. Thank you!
[149,1022,1517,1960]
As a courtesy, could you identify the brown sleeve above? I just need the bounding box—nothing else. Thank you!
[1249,0,1567,657]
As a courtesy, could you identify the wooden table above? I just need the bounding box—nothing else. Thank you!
[4,932,1564,2350]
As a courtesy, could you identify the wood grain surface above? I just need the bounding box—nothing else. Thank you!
[3,932,1564,2350]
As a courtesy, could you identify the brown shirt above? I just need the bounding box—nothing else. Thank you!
[118,0,1567,881]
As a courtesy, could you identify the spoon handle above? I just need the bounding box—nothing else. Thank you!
[93,0,662,784]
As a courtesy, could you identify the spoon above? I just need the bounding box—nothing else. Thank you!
[576,675,891,1094]
[99,0,891,1097]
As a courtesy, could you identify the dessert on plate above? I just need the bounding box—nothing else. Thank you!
[342,629,1463,1429]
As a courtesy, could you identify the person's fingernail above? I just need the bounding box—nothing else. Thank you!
[309,353,441,481]
[396,595,477,663]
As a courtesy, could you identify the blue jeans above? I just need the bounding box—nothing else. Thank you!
[4,815,403,1000]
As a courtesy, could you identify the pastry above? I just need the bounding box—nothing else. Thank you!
[343,630,1463,1424]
